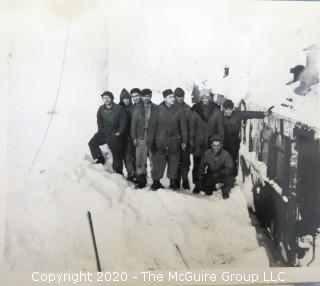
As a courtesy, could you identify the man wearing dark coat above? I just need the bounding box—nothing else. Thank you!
[196,134,234,199]
[174,87,194,190]
[88,91,127,174]
[147,89,188,191]
[119,88,135,181]
[130,88,142,109]
[191,89,224,193]
[128,88,142,181]
[222,99,272,175]
[131,88,158,188]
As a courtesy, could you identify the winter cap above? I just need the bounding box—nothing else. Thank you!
[130,88,141,96]
[210,134,223,144]
[141,88,152,96]
[174,87,185,97]
[199,89,210,98]
[120,88,131,100]
[100,91,114,100]
[223,99,234,109]
[163,89,174,97]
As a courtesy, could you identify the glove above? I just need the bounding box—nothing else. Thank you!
[215,183,224,189]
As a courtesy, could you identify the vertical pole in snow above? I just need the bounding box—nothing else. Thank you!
[87,211,102,272]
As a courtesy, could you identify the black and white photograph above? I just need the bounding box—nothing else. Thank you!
[1,0,320,285]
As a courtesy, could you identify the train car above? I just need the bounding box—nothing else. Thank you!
[238,46,320,266]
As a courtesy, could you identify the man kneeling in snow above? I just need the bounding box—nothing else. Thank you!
[194,135,235,199]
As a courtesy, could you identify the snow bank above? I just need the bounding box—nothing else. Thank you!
[3,156,269,272]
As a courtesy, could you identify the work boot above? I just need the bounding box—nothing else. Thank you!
[135,174,147,189]
[132,174,139,184]
[205,189,213,196]
[192,186,200,194]
[127,171,135,182]
[169,179,179,191]
[182,179,190,190]
[222,191,230,200]
[175,178,181,189]
[95,156,105,165]
[150,180,164,191]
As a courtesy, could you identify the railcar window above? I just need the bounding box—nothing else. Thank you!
[273,134,290,190]
[261,127,272,164]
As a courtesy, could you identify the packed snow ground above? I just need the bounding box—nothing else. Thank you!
[3,152,269,272]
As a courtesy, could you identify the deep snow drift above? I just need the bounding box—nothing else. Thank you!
[3,154,269,272]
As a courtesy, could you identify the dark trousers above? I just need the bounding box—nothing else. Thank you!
[202,173,235,195]
[176,147,191,182]
[88,132,124,174]
[151,150,180,181]
[124,136,135,175]
[224,144,240,176]
[192,155,202,184]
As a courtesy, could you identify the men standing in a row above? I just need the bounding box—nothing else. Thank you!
[131,89,157,189]
[222,99,273,175]
[191,89,224,194]
[88,91,126,174]
[174,87,194,190]
[147,89,188,191]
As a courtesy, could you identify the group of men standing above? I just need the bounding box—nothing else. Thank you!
[88,87,271,199]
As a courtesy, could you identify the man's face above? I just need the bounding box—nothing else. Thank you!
[201,96,209,105]
[131,93,141,104]
[102,95,112,105]
[122,98,131,106]
[142,94,152,104]
[211,141,222,155]
[223,107,234,117]
[175,96,184,104]
[164,94,175,106]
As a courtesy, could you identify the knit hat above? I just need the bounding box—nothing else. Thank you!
[174,87,185,97]
[199,89,210,98]
[120,88,131,100]
[130,88,141,95]
[141,88,152,96]
[223,99,234,109]
[100,91,114,101]
[163,89,174,97]
[210,134,223,144]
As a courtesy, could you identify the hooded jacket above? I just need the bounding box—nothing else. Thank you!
[119,88,133,135]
